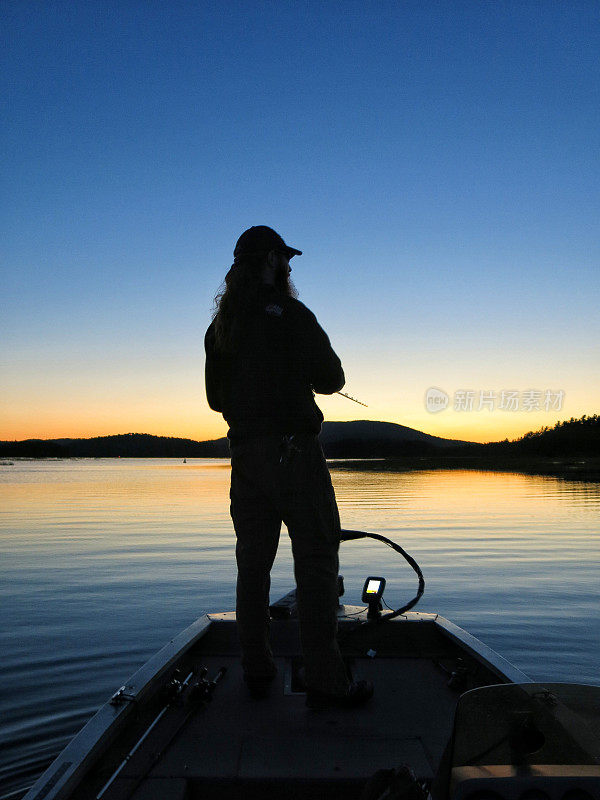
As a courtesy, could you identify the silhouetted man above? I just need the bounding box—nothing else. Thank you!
[205,225,373,708]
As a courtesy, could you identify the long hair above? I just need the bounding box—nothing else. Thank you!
[212,254,297,353]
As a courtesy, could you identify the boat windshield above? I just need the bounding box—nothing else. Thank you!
[451,683,600,768]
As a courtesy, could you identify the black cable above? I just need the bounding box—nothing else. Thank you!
[340,529,425,620]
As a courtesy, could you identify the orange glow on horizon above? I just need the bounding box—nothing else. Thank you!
[2,374,593,445]
[0,408,580,445]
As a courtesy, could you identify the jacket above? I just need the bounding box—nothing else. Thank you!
[204,284,344,440]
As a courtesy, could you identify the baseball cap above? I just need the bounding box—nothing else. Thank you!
[234,226,302,259]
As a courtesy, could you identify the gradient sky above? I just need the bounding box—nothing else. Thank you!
[2,1,599,444]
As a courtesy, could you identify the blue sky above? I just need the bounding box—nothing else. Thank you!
[2,1,598,442]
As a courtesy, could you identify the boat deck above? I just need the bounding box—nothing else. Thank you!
[73,611,511,800]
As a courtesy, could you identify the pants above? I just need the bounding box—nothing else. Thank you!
[229,433,350,695]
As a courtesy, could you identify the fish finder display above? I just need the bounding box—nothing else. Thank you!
[361,576,386,603]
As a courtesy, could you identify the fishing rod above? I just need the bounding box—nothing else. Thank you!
[337,391,368,407]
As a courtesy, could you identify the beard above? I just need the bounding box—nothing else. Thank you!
[274,265,298,299]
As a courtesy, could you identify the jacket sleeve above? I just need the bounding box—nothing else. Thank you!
[204,325,223,412]
[300,307,345,395]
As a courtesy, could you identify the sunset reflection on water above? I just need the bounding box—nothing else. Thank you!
[0,458,599,793]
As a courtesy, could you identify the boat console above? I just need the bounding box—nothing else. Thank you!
[441,683,600,800]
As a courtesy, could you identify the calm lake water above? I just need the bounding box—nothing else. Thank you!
[1,458,599,796]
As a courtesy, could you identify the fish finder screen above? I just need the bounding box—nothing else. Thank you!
[366,579,381,595]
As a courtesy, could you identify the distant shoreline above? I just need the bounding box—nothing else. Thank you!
[1,415,598,480]
[2,454,599,482]
[330,454,600,482]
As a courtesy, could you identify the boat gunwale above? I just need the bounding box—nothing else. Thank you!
[432,615,531,684]
[21,615,213,800]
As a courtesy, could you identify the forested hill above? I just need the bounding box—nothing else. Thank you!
[0,415,597,458]
[472,414,600,457]
[0,433,227,458]
[0,421,466,458]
